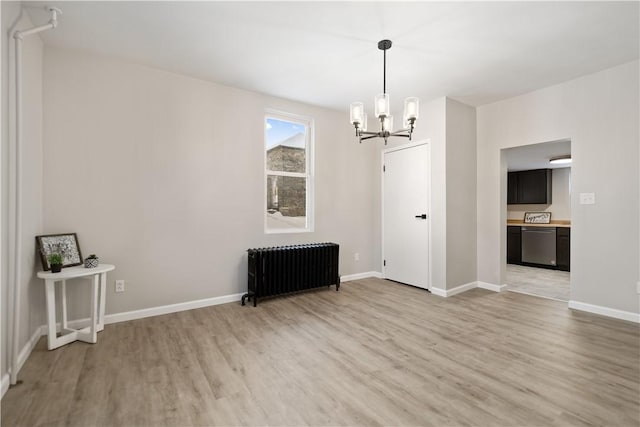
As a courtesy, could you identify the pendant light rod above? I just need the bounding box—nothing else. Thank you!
[378,39,392,94]
[383,45,386,94]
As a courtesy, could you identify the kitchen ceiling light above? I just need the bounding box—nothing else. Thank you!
[549,155,572,165]
[349,40,419,144]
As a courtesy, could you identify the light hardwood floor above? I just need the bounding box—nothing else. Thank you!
[2,278,639,426]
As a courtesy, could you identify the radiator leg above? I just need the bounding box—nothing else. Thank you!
[336,278,340,291]
[241,293,249,306]
[253,296,257,307]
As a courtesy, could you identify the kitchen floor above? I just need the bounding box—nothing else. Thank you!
[506,264,570,301]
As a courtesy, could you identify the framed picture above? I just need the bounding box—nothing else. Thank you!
[524,212,551,224]
[36,233,83,271]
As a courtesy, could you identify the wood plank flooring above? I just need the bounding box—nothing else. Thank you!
[2,278,639,426]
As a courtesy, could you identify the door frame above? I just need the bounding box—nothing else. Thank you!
[381,139,432,290]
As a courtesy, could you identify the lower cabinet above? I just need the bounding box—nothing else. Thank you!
[507,226,522,264]
[507,225,570,272]
[556,227,570,271]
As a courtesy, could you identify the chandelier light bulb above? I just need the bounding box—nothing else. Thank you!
[382,116,393,132]
[350,102,364,125]
[404,97,419,120]
[375,94,390,118]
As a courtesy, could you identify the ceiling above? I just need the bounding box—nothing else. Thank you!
[505,139,572,172]
[24,1,639,114]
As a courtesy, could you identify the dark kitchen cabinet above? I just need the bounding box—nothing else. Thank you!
[507,226,522,264]
[507,173,519,205]
[556,227,570,271]
[507,169,552,205]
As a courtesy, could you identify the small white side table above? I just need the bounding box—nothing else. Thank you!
[37,264,115,350]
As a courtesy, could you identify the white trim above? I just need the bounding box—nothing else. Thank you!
[477,281,507,292]
[446,282,478,297]
[16,326,44,373]
[381,139,432,290]
[340,271,382,282]
[1,324,43,399]
[106,293,245,325]
[430,287,447,297]
[431,281,505,298]
[568,300,640,323]
[1,374,8,399]
[431,282,476,298]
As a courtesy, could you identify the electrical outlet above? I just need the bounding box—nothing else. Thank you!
[354,252,360,261]
[115,280,125,293]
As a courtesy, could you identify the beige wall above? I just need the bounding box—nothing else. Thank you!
[477,60,639,314]
[1,3,46,384]
[445,98,477,288]
[42,47,379,318]
[507,167,571,221]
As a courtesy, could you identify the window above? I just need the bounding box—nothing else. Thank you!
[265,110,313,233]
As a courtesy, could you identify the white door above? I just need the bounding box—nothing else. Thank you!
[383,142,430,289]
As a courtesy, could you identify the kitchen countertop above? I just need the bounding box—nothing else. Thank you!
[507,219,571,228]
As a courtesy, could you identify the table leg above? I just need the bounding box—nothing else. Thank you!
[45,279,57,350]
[88,274,99,343]
[60,280,68,331]
[98,272,106,332]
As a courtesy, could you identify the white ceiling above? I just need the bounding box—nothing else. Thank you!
[505,139,571,172]
[24,1,639,115]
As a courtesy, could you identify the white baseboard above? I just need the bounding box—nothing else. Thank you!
[105,292,245,324]
[1,325,44,399]
[430,287,447,297]
[477,281,507,292]
[431,282,476,298]
[1,374,9,399]
[568,300,640,323]
[431,281,504,298]
[341,271,382,282]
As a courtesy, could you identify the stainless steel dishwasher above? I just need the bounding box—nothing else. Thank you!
[521,227,557,266]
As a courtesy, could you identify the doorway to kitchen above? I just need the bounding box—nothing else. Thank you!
[503,139,571,301]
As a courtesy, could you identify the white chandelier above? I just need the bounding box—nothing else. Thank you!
[350,39,419,144]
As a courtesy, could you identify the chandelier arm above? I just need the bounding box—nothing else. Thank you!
[360,134,382,141]
[388,130,411,136]
[359,130,380,136]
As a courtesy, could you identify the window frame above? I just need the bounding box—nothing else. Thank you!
[264,109,314,234]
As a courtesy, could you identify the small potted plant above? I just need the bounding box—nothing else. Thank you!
[84,254,99,268]
[48,253,63,273]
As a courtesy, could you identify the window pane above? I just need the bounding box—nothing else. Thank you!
[266,118,306,173]
[266,175,307,229]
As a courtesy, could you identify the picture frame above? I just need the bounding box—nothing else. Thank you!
[524,212,551,224]
[36,233,83,271]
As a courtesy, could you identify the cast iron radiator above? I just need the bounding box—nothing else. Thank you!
[242,243,340,306]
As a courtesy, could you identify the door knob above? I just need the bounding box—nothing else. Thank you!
[415,214,427,219]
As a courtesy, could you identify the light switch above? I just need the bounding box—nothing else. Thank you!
[579,193,595,205]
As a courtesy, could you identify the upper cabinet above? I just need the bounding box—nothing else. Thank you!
[507,169,552,205]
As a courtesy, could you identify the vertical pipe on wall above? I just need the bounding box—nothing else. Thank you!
[9,34,23,386]
[9,7,60,386]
